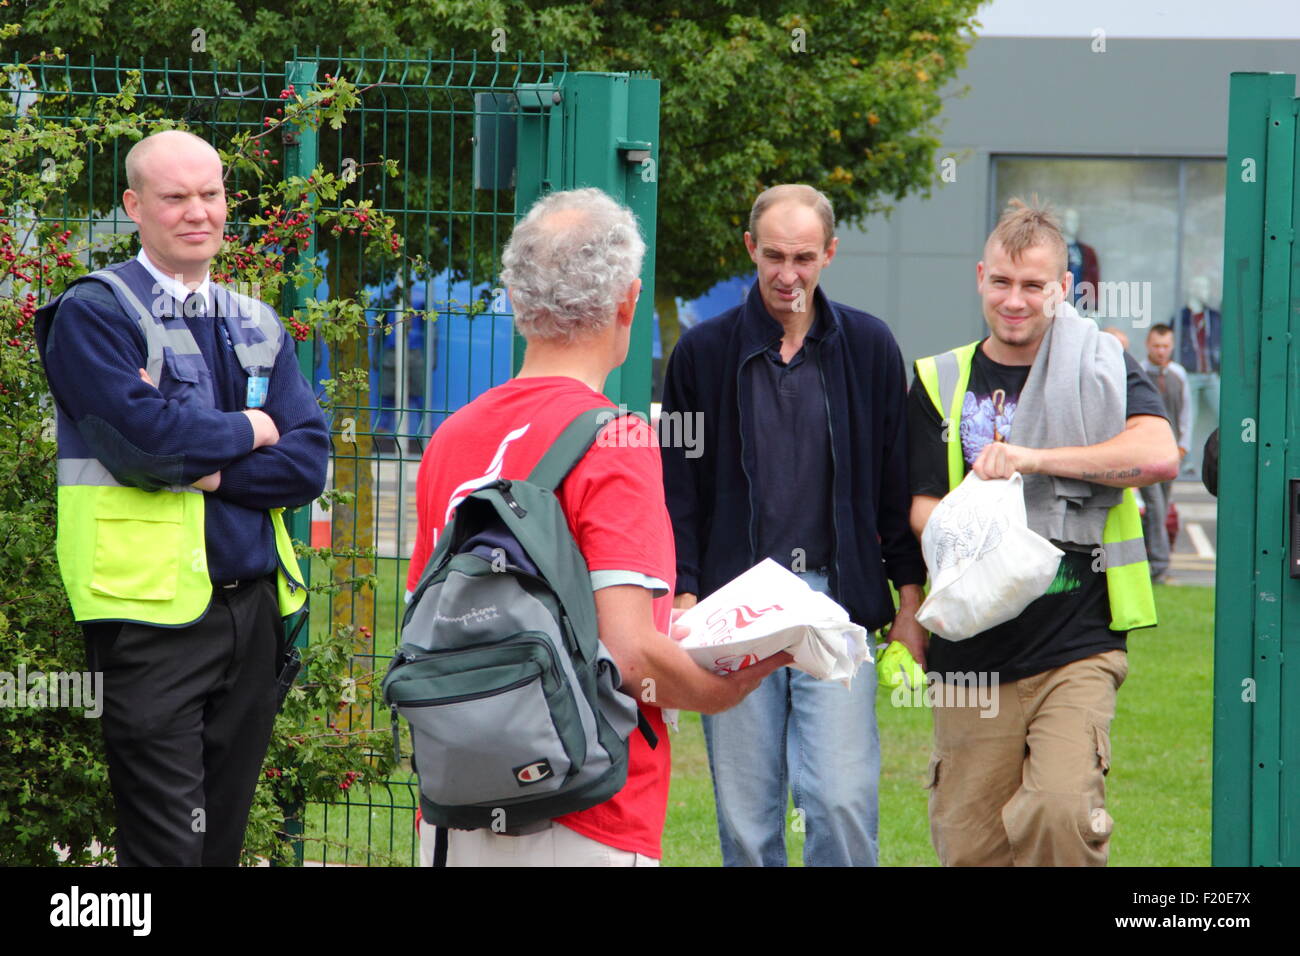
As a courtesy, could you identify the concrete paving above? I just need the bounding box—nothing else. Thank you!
[1163,477,1217,588]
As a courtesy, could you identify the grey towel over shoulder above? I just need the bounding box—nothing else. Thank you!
[1009,303,1125,546]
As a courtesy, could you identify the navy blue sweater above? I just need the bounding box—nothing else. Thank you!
[660,283,925,631]
[42,279,329,583]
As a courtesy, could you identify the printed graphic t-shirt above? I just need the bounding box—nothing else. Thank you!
[407,376,675,859]
[907,342,1168,683]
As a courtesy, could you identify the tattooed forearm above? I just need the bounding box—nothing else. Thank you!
[1080,468,1141,480]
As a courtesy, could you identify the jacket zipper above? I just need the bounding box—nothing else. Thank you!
[737,344,768,565]
[815,337,841,595]
[275,549,303,594]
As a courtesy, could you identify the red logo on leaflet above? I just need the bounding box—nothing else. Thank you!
[731,603,783,628]
[713,653,760,674]
[704,603,784,643]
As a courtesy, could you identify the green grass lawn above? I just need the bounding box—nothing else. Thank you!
[299,581,1213,866]
[661,582,1214,867]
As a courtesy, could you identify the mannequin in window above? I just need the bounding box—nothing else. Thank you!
[1175,275,1221,476]
[1062,208,1100,312]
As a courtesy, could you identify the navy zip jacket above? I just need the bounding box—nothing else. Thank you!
[660,283,925,630]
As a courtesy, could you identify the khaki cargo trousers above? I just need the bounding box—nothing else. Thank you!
[927,649,1128,867]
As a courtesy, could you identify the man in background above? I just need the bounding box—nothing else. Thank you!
[1141,323,1192,583]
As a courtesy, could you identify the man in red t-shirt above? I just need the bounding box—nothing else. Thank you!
[408,188,789,866]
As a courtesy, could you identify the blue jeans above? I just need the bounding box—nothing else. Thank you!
[701,571,880,866]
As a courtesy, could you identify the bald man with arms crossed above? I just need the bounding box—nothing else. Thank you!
[36,131,329,866]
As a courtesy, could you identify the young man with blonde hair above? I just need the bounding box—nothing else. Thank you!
[908,197,1178,866]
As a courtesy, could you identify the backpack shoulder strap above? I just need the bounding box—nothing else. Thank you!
[527,406,634,492]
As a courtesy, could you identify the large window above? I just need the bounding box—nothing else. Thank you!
[991,157,1226,334]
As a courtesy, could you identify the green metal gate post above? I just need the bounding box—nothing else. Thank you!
[619,73,660,415]
[279,58,319,866]
[282,58,320,574]
[512,71,660,416]
[1214,71,1300,866]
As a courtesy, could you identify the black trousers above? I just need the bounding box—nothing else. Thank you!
[82,576,282,866]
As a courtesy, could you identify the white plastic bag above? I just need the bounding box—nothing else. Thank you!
[676,559,871,684]
[916,471,1064,641]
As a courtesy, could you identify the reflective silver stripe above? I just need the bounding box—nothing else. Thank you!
[90,269,153,325]
[933,350,960,419]
[222,286,276,332]
[159,327,204,354]
[91,270,204,385]
[1103,537,1148,569]
[56,458,201,494]
[218,285,281,369]
[57,457,122,487]
[231,336,280,371]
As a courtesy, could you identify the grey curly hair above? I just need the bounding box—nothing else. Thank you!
[501,188,645,343]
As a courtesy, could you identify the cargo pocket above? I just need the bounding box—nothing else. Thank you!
[89,491,184,600]
[161,351,213,407]
[1093,721,1112,776]
[924,752,942,791]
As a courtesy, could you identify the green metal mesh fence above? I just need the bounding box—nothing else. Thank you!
[296,50,568,867]
[13,50,569,865]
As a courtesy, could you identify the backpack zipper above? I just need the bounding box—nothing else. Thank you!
[388,635,561,689]
[391,670,540,708]
[497,480,527,518]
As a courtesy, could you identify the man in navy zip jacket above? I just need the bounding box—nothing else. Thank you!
[661,184,926,866]
[36,130,328,865]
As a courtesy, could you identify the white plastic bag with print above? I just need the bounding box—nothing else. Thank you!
[675,559,871,684]
[917,471,1064,641]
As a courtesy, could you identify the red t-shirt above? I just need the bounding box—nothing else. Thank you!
[407,375,675,859]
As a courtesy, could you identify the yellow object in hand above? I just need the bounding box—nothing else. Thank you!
[877,639,927,693]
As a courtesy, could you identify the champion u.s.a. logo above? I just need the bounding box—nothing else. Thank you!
[514,759,554,786]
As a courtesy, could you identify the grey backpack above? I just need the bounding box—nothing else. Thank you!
[383,408,656,836]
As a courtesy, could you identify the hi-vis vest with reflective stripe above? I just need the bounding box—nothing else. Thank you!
[44,261,307,627]
[914,341,1156,632]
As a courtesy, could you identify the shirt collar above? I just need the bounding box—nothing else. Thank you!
[740,282,839,354]
[136,249,212,314]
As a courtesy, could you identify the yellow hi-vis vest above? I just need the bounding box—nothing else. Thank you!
[50,267,307,627]
[914,341,1156,632]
